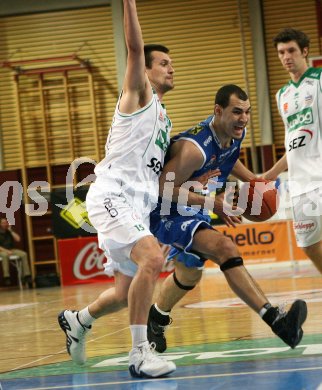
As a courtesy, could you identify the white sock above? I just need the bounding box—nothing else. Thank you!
[259,303,272,318]
[259,307,268,317]
[130,325,148,348]
[78,307,95,327]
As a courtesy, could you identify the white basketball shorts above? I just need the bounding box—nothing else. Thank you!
[86,179,153,276]
[291,187,322,247]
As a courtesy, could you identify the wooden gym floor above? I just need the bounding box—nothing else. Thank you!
[1,261,322,389]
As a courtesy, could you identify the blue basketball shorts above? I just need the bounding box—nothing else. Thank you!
[150,208,214,268]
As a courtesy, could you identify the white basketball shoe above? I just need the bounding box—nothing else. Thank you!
[129,341,176,378]
[58,310,91,365]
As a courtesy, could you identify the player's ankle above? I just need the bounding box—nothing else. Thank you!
[150,303,171,325]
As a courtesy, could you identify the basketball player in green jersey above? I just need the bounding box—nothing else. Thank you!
[58,0,176,378]
[263,29,322,276]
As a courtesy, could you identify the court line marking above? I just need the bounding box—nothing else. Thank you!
[10,327,129,371]
[6,364,322,389]
[0,303,37,312]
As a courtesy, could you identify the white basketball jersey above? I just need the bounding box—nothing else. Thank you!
[95,90,172,209]
[276,67,322,196]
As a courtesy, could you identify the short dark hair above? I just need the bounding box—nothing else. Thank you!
[273,28,310,52]
[144,44,169,68]
[215,84,248,108]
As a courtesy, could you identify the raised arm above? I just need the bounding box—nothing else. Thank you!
[119,0,152,114]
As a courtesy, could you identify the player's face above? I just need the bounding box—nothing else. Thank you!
[146,51,174,94]
[276,41,308,75]
[218,94,251,140]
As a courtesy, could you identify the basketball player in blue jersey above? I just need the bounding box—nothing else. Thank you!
[147,84,308,353]
[58,0,176,378]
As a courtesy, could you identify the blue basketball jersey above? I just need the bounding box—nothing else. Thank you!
[170,115,246,186]
[150,115,246,268]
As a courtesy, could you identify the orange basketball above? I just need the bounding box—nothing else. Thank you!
[238,179,279,222]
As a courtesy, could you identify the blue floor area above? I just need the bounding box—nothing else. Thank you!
[2,356,322,390]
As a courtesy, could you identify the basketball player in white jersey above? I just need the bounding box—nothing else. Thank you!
[58,0,176,378]
[263,29,322,274]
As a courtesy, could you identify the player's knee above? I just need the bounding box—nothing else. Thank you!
[220,256,244,272]
[219,235,239,259]
[139,254,164,277]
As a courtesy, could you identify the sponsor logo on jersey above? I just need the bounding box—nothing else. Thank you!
[283,102,288,114]
[187,124,203,135]
[104,197,118,218]
[155,128,169,152]
[293,220,316,234]
[288,129,313,151]
[203,135,212,147]
[305,79,314,86]
[286,107,313,132]
[147,157,163,175]
[300,129,313,139]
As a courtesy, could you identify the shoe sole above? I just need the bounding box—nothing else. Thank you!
[58,310,71,334]
[57,310,72,355]
[129,364,176,378]
[288,300,308,348]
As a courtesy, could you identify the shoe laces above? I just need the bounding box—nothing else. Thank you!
[139,342,164,363]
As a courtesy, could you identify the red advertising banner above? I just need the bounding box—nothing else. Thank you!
[58,237,173,286]
[58,236,113,286]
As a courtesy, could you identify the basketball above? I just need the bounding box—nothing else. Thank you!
[238,179,279,222]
